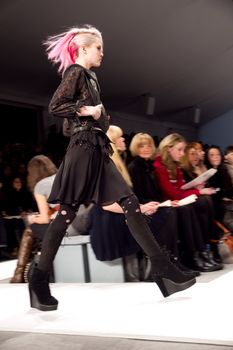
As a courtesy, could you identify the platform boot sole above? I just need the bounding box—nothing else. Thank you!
[153,276,196,297]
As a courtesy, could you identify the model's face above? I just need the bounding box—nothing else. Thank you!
[138,143,153,160]
[225,152,233,165]
[115,135,126,152]
[169,141,186,162]
[85,38,103,68]
[207,148,221,168]
[187,148,199,166]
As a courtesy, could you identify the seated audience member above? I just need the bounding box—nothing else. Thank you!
[10,155,58,283]
[181,142,201,182]
[2,176,35,216]
[191,142,208,176]
[224,145,233,185]
[0,216,8,260]
[153,133,223,271]
[205,145,233,231]
[2,176,36,256]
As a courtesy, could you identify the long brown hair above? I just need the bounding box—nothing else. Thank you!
[158,133,186,178]
[27,155,57,192]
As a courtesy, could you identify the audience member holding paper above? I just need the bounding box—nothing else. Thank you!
[154,133,223,271]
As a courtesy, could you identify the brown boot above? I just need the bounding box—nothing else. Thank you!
[10,228,34,283]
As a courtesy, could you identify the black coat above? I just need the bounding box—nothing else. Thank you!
[128,156,164,203]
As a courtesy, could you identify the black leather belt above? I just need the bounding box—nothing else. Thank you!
[73,126,103,133]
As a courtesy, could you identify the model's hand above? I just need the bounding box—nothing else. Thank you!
[77,104,103,120]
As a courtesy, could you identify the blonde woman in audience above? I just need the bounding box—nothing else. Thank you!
[154,133,223,271]
[90,126,157,281]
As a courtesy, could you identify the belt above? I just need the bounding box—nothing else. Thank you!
[73,126,103,133]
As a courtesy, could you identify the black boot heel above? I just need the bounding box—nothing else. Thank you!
[29,267,58,311]
[29,287,58,311]
[153,275,196,298]
[150,255,196,298]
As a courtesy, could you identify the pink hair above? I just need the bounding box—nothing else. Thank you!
[44,25,102,74]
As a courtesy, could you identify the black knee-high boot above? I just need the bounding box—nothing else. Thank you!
[29,205,77,311]
[119,196,196,297]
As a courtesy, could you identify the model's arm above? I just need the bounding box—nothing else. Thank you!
[49,65,103,121]
[49,65,85,119]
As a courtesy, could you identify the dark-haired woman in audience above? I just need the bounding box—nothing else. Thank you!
[205,145,233,231]
[224,145,233,185]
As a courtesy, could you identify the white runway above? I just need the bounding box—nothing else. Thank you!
[0,264,233,346]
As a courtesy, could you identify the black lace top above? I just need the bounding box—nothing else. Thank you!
[49,64,109,133]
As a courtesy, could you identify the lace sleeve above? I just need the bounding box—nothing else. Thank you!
[48,65,86,119]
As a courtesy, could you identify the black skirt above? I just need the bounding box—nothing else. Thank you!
[48,129,133,206]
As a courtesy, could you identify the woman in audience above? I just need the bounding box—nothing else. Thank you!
[205,145,233,231]
[153,133,223,271]
[10,155,58,283]
[192,142,207,176]
[181,143,201,182]
[224,145,233,184]
[2,176,35,257]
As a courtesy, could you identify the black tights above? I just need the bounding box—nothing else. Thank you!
[38,195,161,272]
[38,204,78,271]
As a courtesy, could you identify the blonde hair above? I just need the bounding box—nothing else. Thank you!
[129,133,157,159]
[158,133,186,178]
[106,125,132,187]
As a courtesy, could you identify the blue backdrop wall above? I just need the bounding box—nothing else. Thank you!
[198,109,233,152]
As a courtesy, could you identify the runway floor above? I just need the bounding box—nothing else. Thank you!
[0,262,233,348]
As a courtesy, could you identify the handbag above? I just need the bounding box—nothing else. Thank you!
[213,221,233,264]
